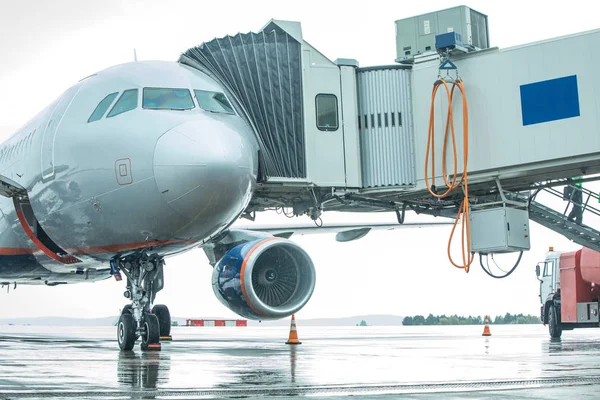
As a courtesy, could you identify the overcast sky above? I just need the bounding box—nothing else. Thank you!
[0,0,596,321]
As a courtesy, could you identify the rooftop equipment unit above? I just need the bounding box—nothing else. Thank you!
[395,5,489,63]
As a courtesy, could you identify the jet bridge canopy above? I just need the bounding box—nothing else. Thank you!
[181,20,367,189]
[180,21,305,180]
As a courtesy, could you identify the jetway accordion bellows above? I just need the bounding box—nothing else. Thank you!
[357,66,416,188]
[181,26,305,179]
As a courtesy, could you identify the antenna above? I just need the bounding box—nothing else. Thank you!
[133,48,138,62]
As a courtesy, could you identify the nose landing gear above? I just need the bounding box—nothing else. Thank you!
[112,253,171,350]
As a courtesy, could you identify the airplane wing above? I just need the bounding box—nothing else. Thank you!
[234,221,452,242]
[203,220,453,265]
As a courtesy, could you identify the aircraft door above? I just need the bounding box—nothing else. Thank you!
[13,196,80,265]
[41,82,85,180]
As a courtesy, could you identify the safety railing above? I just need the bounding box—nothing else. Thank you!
[531,184,600,222]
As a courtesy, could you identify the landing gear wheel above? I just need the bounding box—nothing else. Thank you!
[113,253,166,350]
[152,304,171,338]
[117,313,137,351]
[140,313,160,351]
[549,305,562,339]
[121,305,140,340]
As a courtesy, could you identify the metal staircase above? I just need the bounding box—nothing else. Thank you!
[525,184,600,252]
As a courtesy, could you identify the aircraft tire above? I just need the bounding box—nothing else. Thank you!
[549,305,562,339]
[141,313,160,350]
[117,313,137,351]
[121,304,140,340]
[152,304,171,337]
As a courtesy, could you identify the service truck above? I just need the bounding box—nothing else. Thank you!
[537,247,600,338]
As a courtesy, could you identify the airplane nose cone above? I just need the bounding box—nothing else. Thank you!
[153,119,256,233]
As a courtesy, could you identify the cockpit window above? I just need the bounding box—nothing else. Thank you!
[88,92,119,123]
[194,90,235,114]
[143,88,194,110]
[107,89,138,118]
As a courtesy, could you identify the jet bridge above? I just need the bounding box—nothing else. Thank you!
[180,20,417,191]
[179,7,600,259]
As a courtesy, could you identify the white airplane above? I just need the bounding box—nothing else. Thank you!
[0,60,444,350]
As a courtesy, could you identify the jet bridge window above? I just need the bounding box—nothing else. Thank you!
[194,90,235,114]
[88,92,119,123]
[107,89,138,118]
[143,88,194,110]
[316,94,338,131]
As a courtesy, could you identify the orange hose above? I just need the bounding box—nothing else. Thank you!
[424,78,473,272]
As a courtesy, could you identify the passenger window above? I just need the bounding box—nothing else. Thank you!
[194,90,235,114]
[88,92,119,122]
[316,94,338,131]
[143,88,194,110]
[107,89,138,118]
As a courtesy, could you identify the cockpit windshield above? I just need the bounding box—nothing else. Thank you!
[88,92,118,122]
[194,90,235,114]
[143,88,194,110]
[107,89,138,118]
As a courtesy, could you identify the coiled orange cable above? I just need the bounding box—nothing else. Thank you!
[424,78,474,272]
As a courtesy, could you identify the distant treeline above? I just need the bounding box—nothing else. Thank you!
[402,313,541,326]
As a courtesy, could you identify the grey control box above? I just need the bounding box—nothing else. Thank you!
[395,5,489,62]
[469,207,530,254]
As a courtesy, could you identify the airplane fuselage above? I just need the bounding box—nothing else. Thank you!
[0,61,258,285]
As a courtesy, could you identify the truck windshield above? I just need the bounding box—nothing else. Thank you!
[543,261,554,277]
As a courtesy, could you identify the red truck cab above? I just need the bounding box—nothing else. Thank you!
[537,247,600,338]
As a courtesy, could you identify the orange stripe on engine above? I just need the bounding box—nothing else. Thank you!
[240,238,280,317]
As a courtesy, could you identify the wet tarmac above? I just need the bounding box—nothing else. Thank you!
[0,324,599,398]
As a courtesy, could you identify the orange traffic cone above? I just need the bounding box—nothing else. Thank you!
[286,314,302,345]
[482,315,492,336]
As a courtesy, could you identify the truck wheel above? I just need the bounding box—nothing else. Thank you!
[549,305,562,339]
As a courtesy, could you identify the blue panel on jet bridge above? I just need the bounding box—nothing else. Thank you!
[520,75,580,126]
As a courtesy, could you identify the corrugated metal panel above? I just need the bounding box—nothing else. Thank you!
[357,66,415,188]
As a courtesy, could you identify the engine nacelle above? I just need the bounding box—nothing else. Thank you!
[212,237,316,320]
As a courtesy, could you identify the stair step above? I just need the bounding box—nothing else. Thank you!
[529,200,600,252]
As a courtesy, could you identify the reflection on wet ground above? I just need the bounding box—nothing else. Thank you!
[117,351,169,389]
[0,325,599,398]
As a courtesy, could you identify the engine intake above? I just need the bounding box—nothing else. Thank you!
[212,237,316,320]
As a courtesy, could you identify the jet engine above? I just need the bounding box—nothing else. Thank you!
[212,237,316,320]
